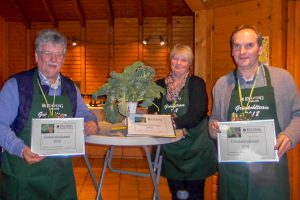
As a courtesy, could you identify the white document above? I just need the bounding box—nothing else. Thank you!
[217,119,279,163]
[31,118,85,156]
[127,114,176,137]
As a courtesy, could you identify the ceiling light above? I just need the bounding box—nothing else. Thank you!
[72,39,77,46]
[142,36,151,45]
[160,36,166,46]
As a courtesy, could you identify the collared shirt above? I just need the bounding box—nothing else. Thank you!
[237,64,267,89]
[0,71,97,158]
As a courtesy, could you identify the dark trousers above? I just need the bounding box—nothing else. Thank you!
[167,179,205,200]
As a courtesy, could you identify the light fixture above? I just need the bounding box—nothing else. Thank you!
[160,36,166,46]
[142,36,151,45]
[142,35,168,46]
[159,35,168,46]
[72,39,77,46]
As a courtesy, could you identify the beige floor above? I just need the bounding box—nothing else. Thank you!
[73,157,172,200]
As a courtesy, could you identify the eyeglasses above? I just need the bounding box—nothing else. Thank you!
[232,42,255,51]
[39,51,65,59]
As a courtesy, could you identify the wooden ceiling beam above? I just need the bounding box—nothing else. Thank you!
[106,0,114,26]
[167,0,172,24]
[9,0,30,28]
[185,0,251,11]
[204,0,250,9]
[72,0,86,27]
[41,0,58,28]
[184,0,205,12]
[136,0,143,25]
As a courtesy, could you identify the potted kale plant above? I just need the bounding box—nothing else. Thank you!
[92,61,165,123]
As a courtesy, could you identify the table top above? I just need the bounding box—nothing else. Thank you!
[85,121,184,146]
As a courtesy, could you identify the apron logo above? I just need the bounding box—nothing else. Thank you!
[37,111,68,118]
[242,96,265,103]
[38,111,48,118]
[234,104,269,113]
[41,103,64,110]
[164,103,185,110]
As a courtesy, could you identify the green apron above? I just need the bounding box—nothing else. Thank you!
[218,66,290,200]
[159,77,217,180]
[1,72,78,200]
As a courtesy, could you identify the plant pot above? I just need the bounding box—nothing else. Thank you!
[126,101,138,115]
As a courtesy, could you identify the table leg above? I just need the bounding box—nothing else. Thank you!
[153,155,163,200]
[143,146,161,200]
[83,154,98,189]
[95,148,111,200]
[86,145,163,200]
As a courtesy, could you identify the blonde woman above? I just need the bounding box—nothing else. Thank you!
[149,44,217,200]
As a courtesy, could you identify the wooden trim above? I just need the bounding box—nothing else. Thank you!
[138,25,143,60]
[194,9,212,114]
[136,0,143,25]
[194,10,211,83]
[106,0,114,26]
[72,0,86,27]
[9,0,30,28]
[270,0,288,68]
[41,0,58,28]
[184,0,205,12]
[287,1,300,199]
[109,26,114,72]
[80,27,86,93]
[166,22,171,74]
[167,0,172,24]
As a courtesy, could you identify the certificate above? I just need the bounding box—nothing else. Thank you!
[31,118,85,156]
[127,114,175,137]
[217,119,278,163]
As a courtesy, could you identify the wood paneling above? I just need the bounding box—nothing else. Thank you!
[7,22,27,76]
[59,21,82,83]
[143,17,169,80]
[0,16,189,157]
[287,1,300,200]
[172,16,194,48]
[85,20,110,94]
[0,16,193,92]
[211,0,272,85]
[192,0,300,200]
[113,18,139,73]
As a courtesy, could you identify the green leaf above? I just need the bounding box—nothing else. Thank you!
[92,61,165,123]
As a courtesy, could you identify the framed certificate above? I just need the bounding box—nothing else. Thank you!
[31,118,85,156]
[127,114,176,137]
[217,119,278,163]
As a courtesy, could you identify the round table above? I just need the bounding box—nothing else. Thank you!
[84,121,183,200]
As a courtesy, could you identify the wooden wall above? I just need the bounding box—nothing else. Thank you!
[287,1,300,200]
[189,0,300,199]
[0,16,194,95]
[0,16,194,160]
[1,0,299,199]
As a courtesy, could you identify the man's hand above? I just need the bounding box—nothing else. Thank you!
[275,134,292,158]
[84,121,98,135]
[209,120,221,139]
[22,146,45,164]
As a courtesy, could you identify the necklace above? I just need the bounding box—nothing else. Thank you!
[37,79,57,118]
[237,67,260,120]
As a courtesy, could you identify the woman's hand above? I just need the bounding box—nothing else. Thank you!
[209,120,221,139]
